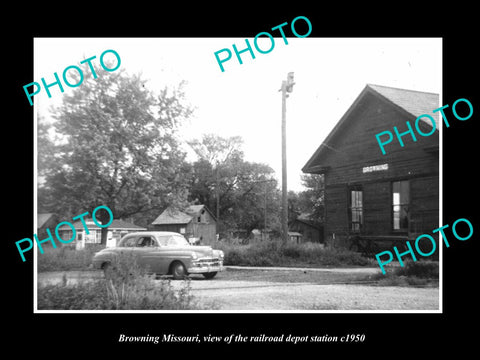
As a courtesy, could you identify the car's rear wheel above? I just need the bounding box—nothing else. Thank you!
[170,261,188,280]
[202,272,217,280]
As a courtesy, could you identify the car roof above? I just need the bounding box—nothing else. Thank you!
[122,231,182,237]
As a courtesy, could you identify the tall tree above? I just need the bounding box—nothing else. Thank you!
[38,67,193,243]
[187,134,243,227]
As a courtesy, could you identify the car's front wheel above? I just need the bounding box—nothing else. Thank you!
[170,261,188,280]
[202,272,217,279]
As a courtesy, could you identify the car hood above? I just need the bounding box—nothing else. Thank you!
[184,246,216,257]
[160,245,221,258]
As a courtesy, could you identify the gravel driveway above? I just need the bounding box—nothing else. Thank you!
[37,267,439,311]
[185,281,439,311]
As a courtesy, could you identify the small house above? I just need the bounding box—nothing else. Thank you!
[250,228,272,242]
[151,204,217,244]
[57,218,147,249]
[289,213,324,244]
[302,84,439,254]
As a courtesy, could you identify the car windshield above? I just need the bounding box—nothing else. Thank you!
[158,235,190,247]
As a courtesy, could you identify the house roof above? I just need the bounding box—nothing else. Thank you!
[292,214,323,230]
[302,84,439,173]
[151,204,216,225]
[38,213,54,228]
[57,219,147,231]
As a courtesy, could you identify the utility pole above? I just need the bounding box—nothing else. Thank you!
[264,179,267,241]
[215,164,220,224]
[280,72,295,243]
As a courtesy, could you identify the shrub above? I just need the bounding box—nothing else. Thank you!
[38,279,111,310]
[395,260,439,279]
[280,244,302,259]
[371,260,439,287]
[38,245,105,272]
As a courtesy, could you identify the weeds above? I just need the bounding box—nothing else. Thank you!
[216,240,372,267]
[37,252,199,310]
[371,260,439,287]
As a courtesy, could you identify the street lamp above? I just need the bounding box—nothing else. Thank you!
[280,72,294,243]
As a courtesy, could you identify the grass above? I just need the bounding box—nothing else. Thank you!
[215,240,374,268]
[370,260,439,287]
[37,252,201,310]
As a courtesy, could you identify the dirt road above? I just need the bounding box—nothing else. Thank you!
[37,267,439,311]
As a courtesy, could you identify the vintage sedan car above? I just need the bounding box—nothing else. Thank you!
[92,231,224,279]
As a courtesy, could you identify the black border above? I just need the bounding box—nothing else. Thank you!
[6,6,478,355]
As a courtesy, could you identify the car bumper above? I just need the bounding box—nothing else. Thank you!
[188,259,224,274]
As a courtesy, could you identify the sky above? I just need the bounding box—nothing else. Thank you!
[34,37,442,191]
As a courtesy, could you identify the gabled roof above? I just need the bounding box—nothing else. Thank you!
[302,84,439,173]
[292,213,323,229]
[151,204,216,225]
[38,213,55,228]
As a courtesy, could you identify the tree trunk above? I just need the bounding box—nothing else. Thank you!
[97,207,113,246]
[100,227,109,246]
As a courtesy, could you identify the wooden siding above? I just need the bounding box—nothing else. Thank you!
[191,222,217,244]
[313,93,439,187]
[311,91,439,250]
[363,181,391,236]
[153,219,217,244]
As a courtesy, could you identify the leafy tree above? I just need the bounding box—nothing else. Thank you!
[38,66,193,243]
[187,134,243,166]
[298,174,325,222]
[187,134,240,223]
[187,134,280,234]
[218,160,280,234]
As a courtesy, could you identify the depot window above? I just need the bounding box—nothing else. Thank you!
[392,180,410,231]
[349,187,363,232]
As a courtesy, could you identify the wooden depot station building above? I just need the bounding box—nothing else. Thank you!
[302,84,439,254]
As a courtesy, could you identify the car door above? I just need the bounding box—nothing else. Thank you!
[133,235,162,274]
[115,234,137,257]
[153,235,177,274]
